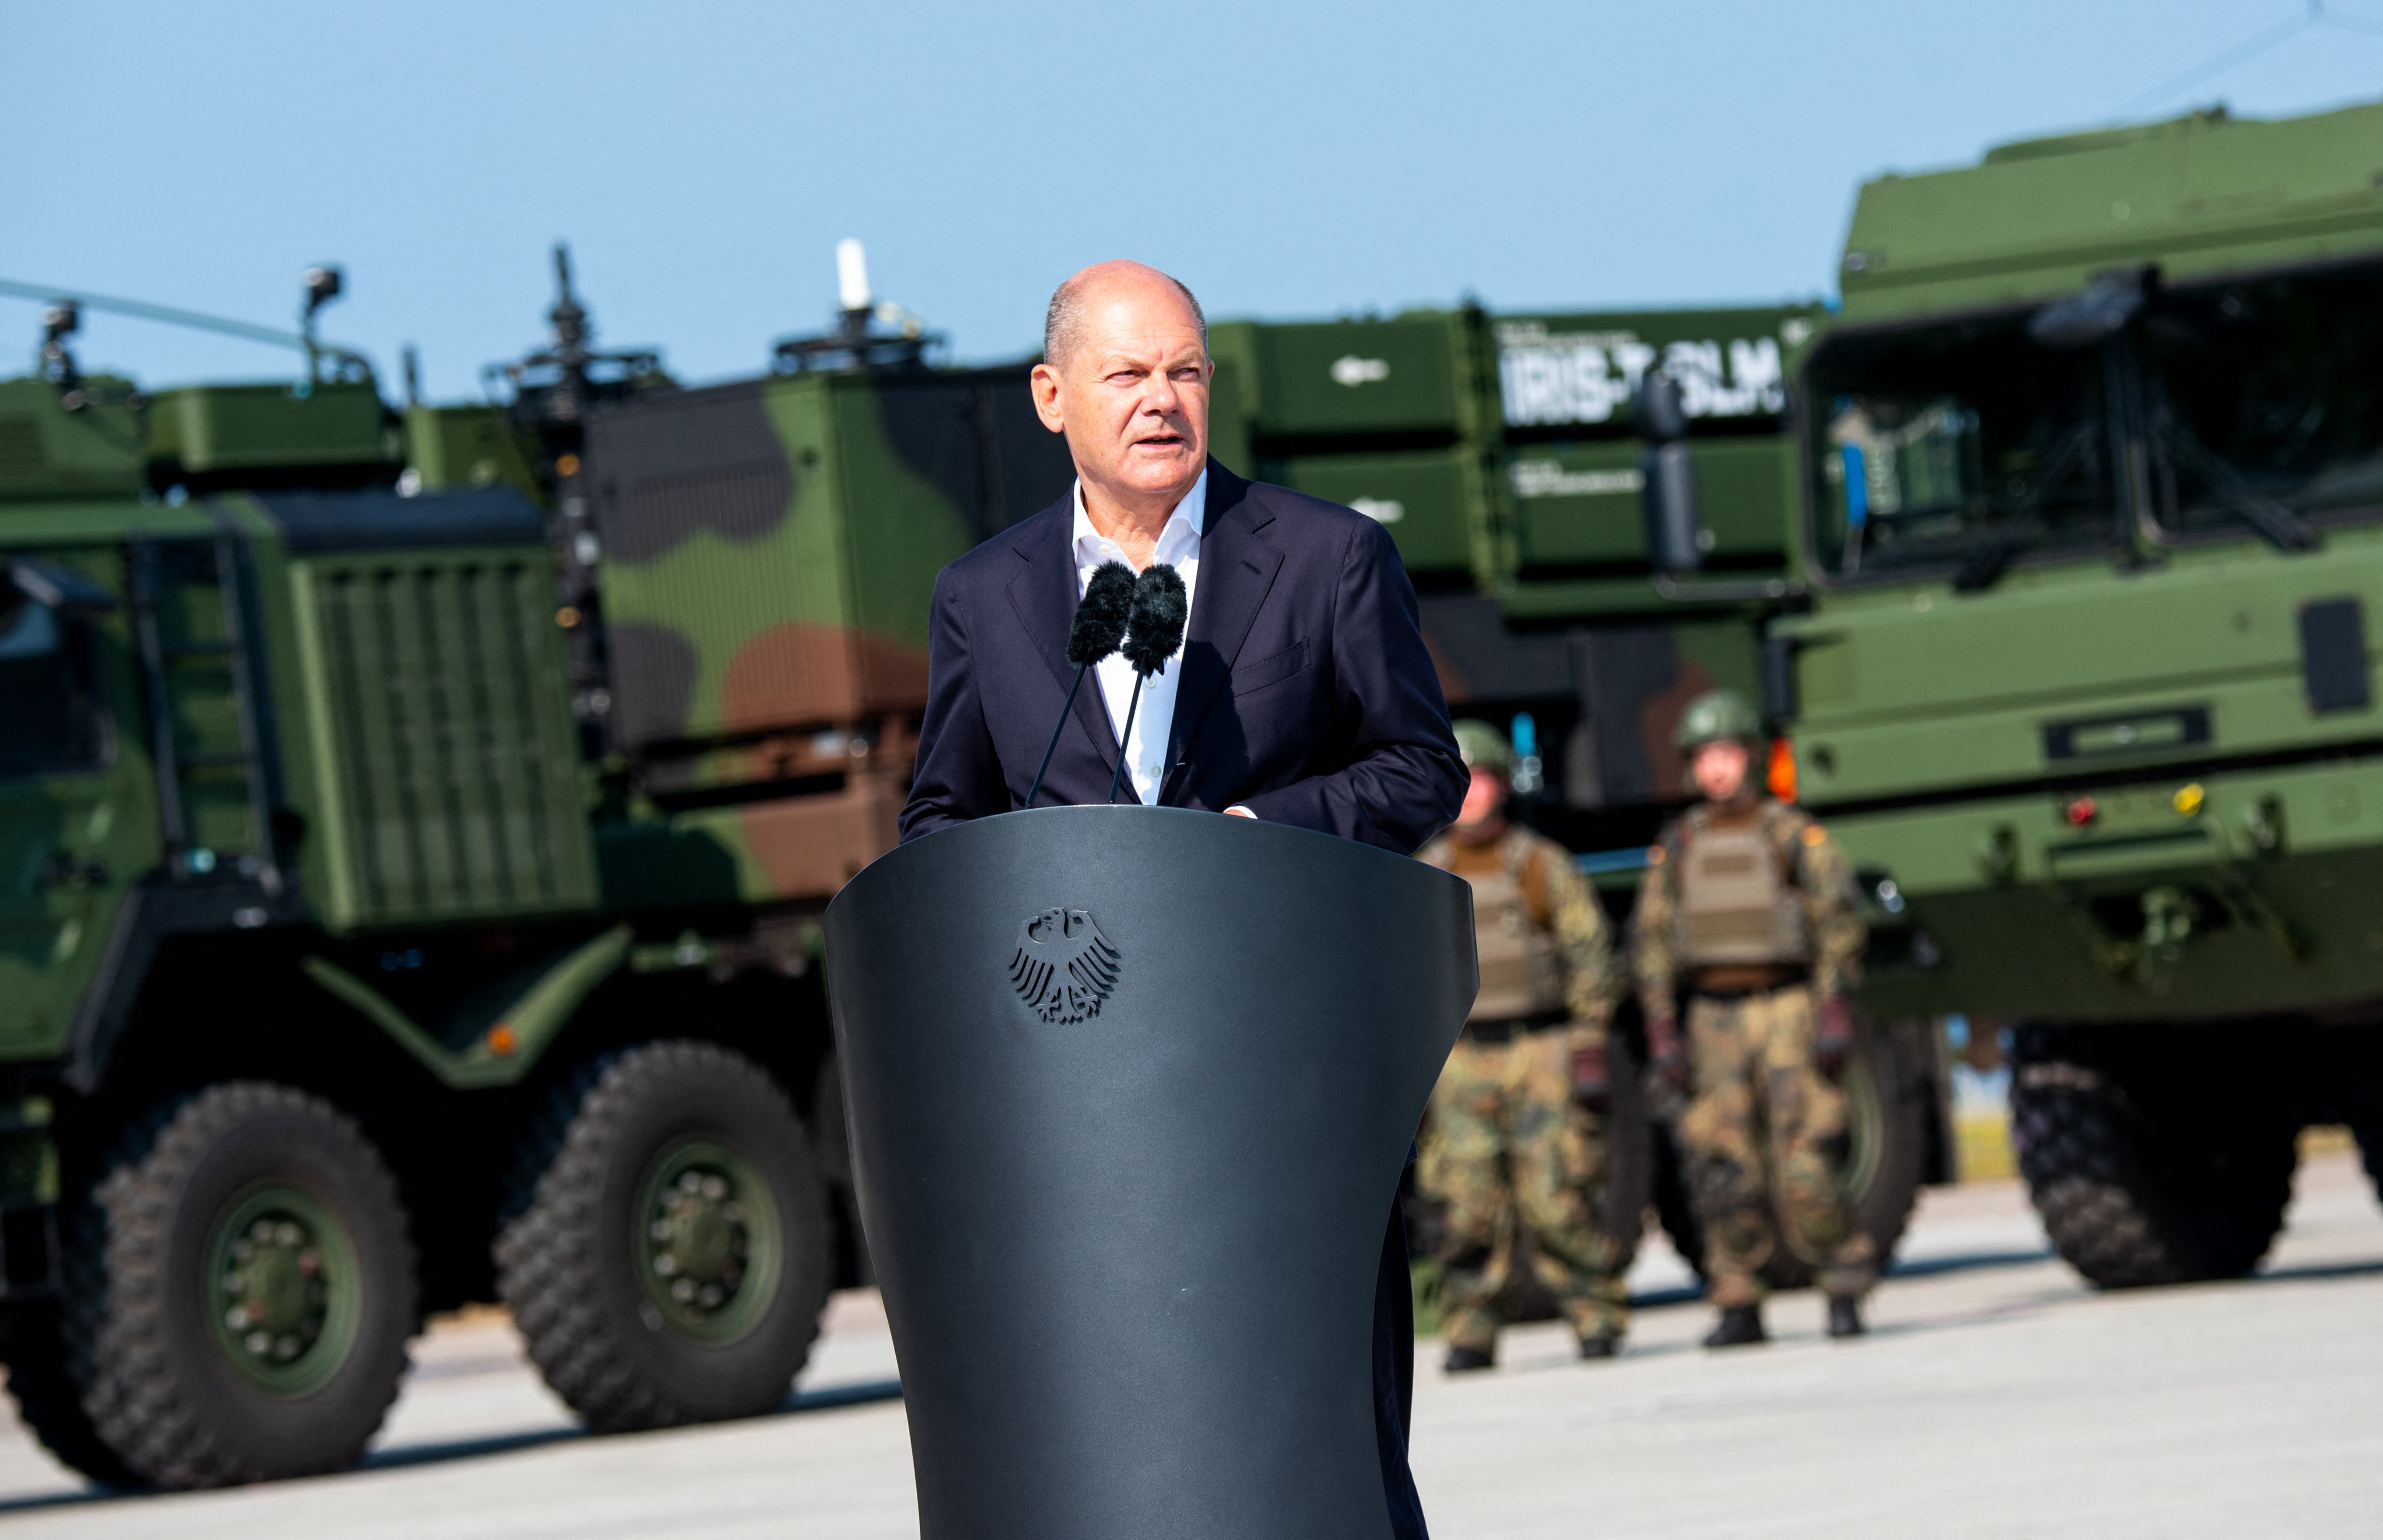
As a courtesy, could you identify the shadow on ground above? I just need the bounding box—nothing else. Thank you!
[0,1378,906,1513]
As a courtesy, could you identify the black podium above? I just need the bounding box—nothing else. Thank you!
[824,806,1474,1540]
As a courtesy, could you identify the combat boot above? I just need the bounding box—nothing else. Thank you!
[1703,1305,1767,1349]
[1827,1295,1866,1338]
[1577,1332,1622,1361]
[1443,1344,1495,1373]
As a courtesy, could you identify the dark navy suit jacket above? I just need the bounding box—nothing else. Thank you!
[897,459,1462,1539]
[898,460,1464,850]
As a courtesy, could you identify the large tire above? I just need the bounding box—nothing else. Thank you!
[2010,1023,2295,1288]
[496,1040,833,1432]
[1653,1014,1928,1289]
[26,1083,418,1488]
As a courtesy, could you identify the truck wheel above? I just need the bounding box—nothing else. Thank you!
[37,1083,417,1488]
[1652,1016,1927,1289]
[496,1040,832,1432]
[2010,1024,2294,1287]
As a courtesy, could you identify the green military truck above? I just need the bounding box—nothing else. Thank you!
[0,267,1049,1488]
[1772,98,2383,1285]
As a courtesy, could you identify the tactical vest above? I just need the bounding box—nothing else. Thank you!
[1428,837,1567,1023]
[1670,812,1815,969]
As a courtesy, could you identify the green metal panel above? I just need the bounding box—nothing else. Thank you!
[403,405,542,502]
[1506,441,1644,567]
[1785,519,2383,808]
[1204,358,1253,477]
[589,369,1051,752]
[1222,316,1467,438]
[289,548,595,929]
[1839,101,2383,323]
[1845,753,2383,1023]
[830,372,985,677]
[147,383,398,478]
[0,379,144,499]
[1506,437,1792,568]
[1494,306,1821,435]
[1488,306,1814,613]
[1264,449,1476,573]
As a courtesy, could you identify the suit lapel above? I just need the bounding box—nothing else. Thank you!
[1005,499,1119,758]
[1160,461,1282,802]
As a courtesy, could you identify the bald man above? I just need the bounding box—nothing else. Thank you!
[900,261,1465,1537]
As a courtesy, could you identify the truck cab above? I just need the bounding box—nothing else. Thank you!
[1778,99,2383,1285]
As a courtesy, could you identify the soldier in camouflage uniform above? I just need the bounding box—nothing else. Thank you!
[1631,690,1875,1347]
[1416,720,1626,1372]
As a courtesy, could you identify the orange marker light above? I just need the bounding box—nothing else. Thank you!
[488,1024,518,1056]
[1766,737,1798,803]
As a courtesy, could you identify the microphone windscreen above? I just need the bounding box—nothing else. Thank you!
[1067,561,1136,666]
[1122,563,1189,676]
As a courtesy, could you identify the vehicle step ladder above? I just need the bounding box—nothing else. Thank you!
[125,529,284,896]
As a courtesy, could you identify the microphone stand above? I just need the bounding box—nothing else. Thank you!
[1105,669,1149,805]
[1024,663,1091,808]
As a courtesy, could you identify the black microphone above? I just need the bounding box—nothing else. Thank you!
[1106,563,1189,804]
[1024,560,1135,808]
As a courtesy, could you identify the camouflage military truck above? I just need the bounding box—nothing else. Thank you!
[1769,98,2383,1286]
[1216,303,1957,1289]
[0,261,1055,1489]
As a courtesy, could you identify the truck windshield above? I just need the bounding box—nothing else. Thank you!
[0,589,104,777]
[2140,259,2383,539]
[1803,313,2116,580]
[1806,256,2383,579]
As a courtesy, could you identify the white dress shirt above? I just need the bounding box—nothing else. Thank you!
[1072,470,1206,805]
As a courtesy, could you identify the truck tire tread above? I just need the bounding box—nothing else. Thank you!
[2012,1024,2292,1289]
[54,1083,417,1488]
[495,1039,831,1434]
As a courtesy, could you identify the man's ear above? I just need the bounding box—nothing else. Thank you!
[1029,363,1066,434]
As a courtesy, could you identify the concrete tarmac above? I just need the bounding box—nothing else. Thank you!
[0,1153,2376,1538]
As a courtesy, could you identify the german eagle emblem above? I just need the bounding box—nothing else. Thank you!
[1009,908,1121,1023]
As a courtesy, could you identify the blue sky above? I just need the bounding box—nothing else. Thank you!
[6,1,2381,399]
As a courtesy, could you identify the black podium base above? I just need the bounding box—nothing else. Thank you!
[826,806,1473,1540]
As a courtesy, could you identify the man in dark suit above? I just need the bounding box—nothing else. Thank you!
[899,260,1465,1538]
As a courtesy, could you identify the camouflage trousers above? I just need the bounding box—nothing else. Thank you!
[1678,985,1877,1309]
[1416,1025,1628,1351]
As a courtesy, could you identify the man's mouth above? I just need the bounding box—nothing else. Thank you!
[1132,434,1184,448]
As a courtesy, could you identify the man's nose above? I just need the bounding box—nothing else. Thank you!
[1141,374,1181,414]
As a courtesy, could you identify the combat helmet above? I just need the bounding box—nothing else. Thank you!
[1675,689,1763,752]
[1452,719,1515,776]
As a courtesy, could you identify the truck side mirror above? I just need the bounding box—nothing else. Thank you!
[1635,369,1707,573]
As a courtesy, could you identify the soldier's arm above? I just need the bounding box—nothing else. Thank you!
[1793,819,1867,999]
[1529,845,1614,1041]
[1629,840,1678,1024]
